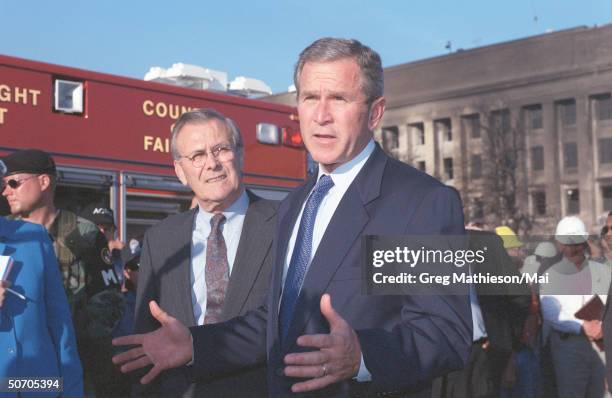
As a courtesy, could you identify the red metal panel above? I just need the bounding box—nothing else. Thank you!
[0,54,306,187]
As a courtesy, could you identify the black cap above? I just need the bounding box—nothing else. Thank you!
[2,149,56,177]
[80,203,115,227]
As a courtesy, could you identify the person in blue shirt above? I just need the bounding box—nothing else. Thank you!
[0,159,83,398]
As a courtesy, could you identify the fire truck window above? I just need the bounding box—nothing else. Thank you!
[125,195,191,241]
[55,185,111,216]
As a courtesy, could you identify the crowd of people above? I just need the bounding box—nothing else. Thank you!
[1,36,612,398]
[432,213,612,398]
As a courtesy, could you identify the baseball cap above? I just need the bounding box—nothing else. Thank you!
[2,149,56,177]
[80,203,116,227]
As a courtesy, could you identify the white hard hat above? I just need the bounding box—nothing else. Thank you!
[534,241,557,258]
[555,216,588,245]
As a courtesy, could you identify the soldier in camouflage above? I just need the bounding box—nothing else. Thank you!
[1,149,123,398]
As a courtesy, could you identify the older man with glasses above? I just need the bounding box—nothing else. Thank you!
[131,108,277,398]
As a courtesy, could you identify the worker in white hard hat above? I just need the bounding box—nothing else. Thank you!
[540,216,611,398]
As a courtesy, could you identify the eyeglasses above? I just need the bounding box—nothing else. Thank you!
[178,144,236,168]
[1,175,38,192]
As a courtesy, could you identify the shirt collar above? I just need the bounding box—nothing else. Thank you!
[195,188,248,227]
[555,256,590,274]
[317,139,375,190]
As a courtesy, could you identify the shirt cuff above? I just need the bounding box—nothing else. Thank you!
[353,353,372,382]
[186,333,195,366]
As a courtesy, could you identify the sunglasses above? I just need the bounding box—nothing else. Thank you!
[1,175,39,191]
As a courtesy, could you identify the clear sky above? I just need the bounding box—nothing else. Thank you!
[1,1,610,93]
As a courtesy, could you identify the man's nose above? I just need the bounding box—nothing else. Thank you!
[313,100,333,125]
[203,152,222,170]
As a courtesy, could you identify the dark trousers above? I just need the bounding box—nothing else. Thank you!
[431,342,509,398]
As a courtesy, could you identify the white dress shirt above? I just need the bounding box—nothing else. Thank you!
[540,257,610,336]
[191,190,249,325]
[282,139,375,381]
[470,283,488,342]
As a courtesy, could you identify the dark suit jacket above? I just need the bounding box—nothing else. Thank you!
[189,144,472,397]
[133,191,276,397]
[469,230,531,354]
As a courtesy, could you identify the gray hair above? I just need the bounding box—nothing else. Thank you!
[0,160,5,177]
[170,108,244,161]
[293,37,384,102]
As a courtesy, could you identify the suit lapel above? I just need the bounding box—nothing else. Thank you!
[173,208,199,327]
[280,145,388,351]
[221,193,275,320]
[282,186,370,349]
[269,177,317,342]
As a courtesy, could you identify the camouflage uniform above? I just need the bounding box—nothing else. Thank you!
[47,209,123,398]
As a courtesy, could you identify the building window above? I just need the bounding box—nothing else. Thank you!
[593,93,612,121]
[532,191,547,216]
[435,118,452,141]
[564,142,578,169]
[381,126,399,152]
[603,186,612,212]
[492,109,511,133]
[566,189,580,214]
[473,198,484,219]
[600,138,612,164]
[443,157,454,180]
[462,114,481,138]
[410,123,425,145]
[557,99,576,126]
[524,104,543,130]
[417,161,426,172]
[471,154,482,179]
[531,146,544,171]
[504,150,517,169]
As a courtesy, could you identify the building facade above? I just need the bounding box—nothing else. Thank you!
[378,25,612,234]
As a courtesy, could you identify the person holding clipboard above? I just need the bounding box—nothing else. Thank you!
[0,159,83,397]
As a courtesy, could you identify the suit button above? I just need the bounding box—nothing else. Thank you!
[7,347,15,354]
[276,367,284,377]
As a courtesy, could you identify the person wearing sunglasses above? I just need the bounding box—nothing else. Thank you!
[1,148,122,398]
[0,159,84,396]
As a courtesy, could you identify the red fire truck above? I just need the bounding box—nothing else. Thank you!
[0,54,308,240]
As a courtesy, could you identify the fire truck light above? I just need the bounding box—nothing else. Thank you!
[282,127,303,148]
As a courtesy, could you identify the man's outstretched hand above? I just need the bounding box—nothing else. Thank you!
[112,300,193,384]
[283,294,362,393]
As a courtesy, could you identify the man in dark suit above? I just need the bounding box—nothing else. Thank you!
[114,37,472,397]
[132,108,276,397]
[433,229,530,398]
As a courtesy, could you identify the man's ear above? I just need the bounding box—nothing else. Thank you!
[174,161,188,186]
[368,96,386,131]
[39,174,52,191]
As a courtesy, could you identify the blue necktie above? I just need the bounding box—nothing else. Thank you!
[279,175,334,342]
